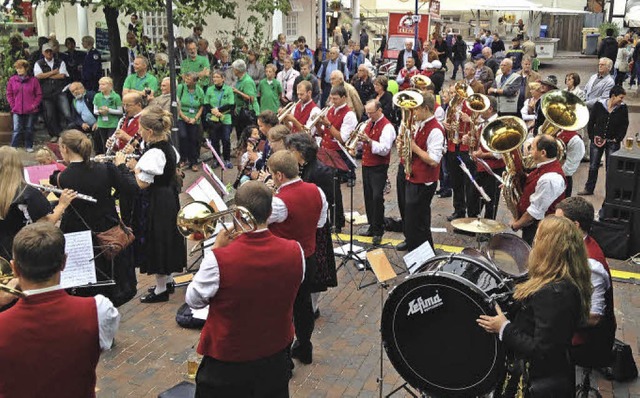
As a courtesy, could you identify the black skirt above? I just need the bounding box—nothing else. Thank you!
[309,223,338,292]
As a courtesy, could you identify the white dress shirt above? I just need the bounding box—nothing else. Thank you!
[587,257,610,316]
[34,58,69,77]
[527,159,566,220]
[185,229,306,309]
[268,178,328,228]
[434,106,446,123]
[22,285,120,351]
[562,135,585,177]
[368,116,397,157]
[332,103,358,143]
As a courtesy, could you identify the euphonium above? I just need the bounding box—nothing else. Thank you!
[277,100,299,122]
[345,120,371,156]
[445,81,474,145]
[465,93,490,152]
[176,202,257,255]
[410,74,432,93]
[0,256,25,298]
[522,90,589,167]
[481,116,529,219]
[392,90,424,179]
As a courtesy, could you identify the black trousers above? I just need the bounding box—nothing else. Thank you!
[363,164,389,236]
[396,163,407,222]
[446,150,476,216]
[331,171,346,229]
[469,168,505,220]
[195,348,290,398]
[522,219,540,246]
[293,255,316,348]
[565,175,573,198]
[404,181,437,251]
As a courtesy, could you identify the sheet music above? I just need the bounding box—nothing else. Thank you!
[403,240,436,275]
[24,164,58,184]
[202,163,228,195]
[60,231,97,288]
[186,177,227,211]
[205,139,226,170]
[336,141,358,169]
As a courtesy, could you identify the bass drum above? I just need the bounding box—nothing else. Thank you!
[381,254,513,397]
[485,233,531,281]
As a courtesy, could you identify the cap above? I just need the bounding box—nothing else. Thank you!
[473,54,486,60]
[540,75,558,89]
[42,43,53,52]
[423,62,433,69]
[431,60,442,69]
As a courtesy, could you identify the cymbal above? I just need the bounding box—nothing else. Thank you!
[451,218,508,234]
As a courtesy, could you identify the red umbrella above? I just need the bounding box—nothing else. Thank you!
[317,147,349,172]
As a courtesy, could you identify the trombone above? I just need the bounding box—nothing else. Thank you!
[0,257,25,298]
[176,201,257,256]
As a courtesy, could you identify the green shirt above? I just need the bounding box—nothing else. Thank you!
[234,73,260,114]
[257,78,283,114]
[93,92,122,128]
[181,55,211,87]
[123,72,159,93]
[177,83,205,120]
[204,84,235,125]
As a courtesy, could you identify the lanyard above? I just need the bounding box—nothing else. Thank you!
[135,74,148,91]
[214,88,225,107]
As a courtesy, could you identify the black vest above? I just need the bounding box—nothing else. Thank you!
[37,58,67,99]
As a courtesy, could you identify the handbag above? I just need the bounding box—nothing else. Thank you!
[237,105,257,126]
[69,204,135,261]
[602,338,638,381]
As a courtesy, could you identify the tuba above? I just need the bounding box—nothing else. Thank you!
[345,119,371,156]
[0,256,24,298]
[410,74,432,93]
[481,116,529,219]
[465,93,490,152]
[176,202,257,255]
[533,90,589,165]
[445,82,474,145]
[277,100,299,123]
[393,90,424,179]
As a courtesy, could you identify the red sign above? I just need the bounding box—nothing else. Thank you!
[384,13,431,60]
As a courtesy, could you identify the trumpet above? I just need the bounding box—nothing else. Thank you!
[345,120,371,156]
[0,257,25,298]
[176,201,257,255]
[28,183,98,203]
[393,90,424,179]
[465,93,490,152]
[91,154,140,162]
[277,100,299,122]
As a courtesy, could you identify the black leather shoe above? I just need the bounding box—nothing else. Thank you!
[396,241,408,251]
[372,235,382,246]
[447,213,464,221]
[358,226,374,236]
[438,190,452,198]
[147,282,175,294]
[291,341,313,364]
[314,309,320,320]
[140,290,170,303]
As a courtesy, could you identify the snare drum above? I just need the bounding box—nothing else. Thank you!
[484,233,531,280]
[381,254,513,397]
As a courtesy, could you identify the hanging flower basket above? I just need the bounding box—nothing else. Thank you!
[329,1,342,11]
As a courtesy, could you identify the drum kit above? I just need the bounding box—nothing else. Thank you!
[381,218,532,397]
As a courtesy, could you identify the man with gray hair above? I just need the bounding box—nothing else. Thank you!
[122,55,158,99]
[232,59,260,138]
[149,77,171,112]
[317,46,349,106]
[488,58,522,116]
[584,58,615,109]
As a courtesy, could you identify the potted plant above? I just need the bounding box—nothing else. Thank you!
[0,35,14,144]
[329,0,342,11]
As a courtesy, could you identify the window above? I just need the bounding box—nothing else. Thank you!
[141,11,168,44]
[285,13,298,38]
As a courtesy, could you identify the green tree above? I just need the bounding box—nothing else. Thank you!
[31,0,290,91]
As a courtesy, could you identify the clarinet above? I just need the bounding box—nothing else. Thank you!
[105,116,126,156]
[28,183,98,203]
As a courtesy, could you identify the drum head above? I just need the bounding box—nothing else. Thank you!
[485,233,531,279]
[381,270,505,397]
[461,248,495,270]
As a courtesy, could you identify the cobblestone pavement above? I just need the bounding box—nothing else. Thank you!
[13,54,640,397]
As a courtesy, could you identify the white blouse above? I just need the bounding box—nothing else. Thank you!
[136,146,180,184]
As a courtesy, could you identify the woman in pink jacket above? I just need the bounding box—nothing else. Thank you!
[6,59,42,152]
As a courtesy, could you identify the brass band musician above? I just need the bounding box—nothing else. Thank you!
[281,81,321,135]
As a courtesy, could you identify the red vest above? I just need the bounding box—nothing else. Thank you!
[557,130,579,146]
[408,117,443,184]
[446,102,472,152]
[292,100,317,133]
[201,231,303,362]
[0,290,100,398]
[399,68,419,90]
[321,104,351,151]
[517,160,565,218]
[116,114,140,150]
[476,141,506,173]
[362,116,392,167]
[269,180,322,257]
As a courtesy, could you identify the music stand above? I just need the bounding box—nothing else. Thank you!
[317,146,349,236]
[204,138,227,182]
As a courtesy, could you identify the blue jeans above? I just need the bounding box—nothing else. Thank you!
[584,140,620,193]
[12,113,35,149]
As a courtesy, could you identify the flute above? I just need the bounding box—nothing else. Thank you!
[28,183,98,203]
[91,154,140,162]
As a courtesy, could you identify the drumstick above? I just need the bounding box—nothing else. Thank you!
[475,157,505,185]
[457,156,491,203]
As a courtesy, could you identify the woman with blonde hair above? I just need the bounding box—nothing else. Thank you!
[0,146,75,262]
[53,130,139,306]
[115,106,186,303]
[477,215,592,397]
